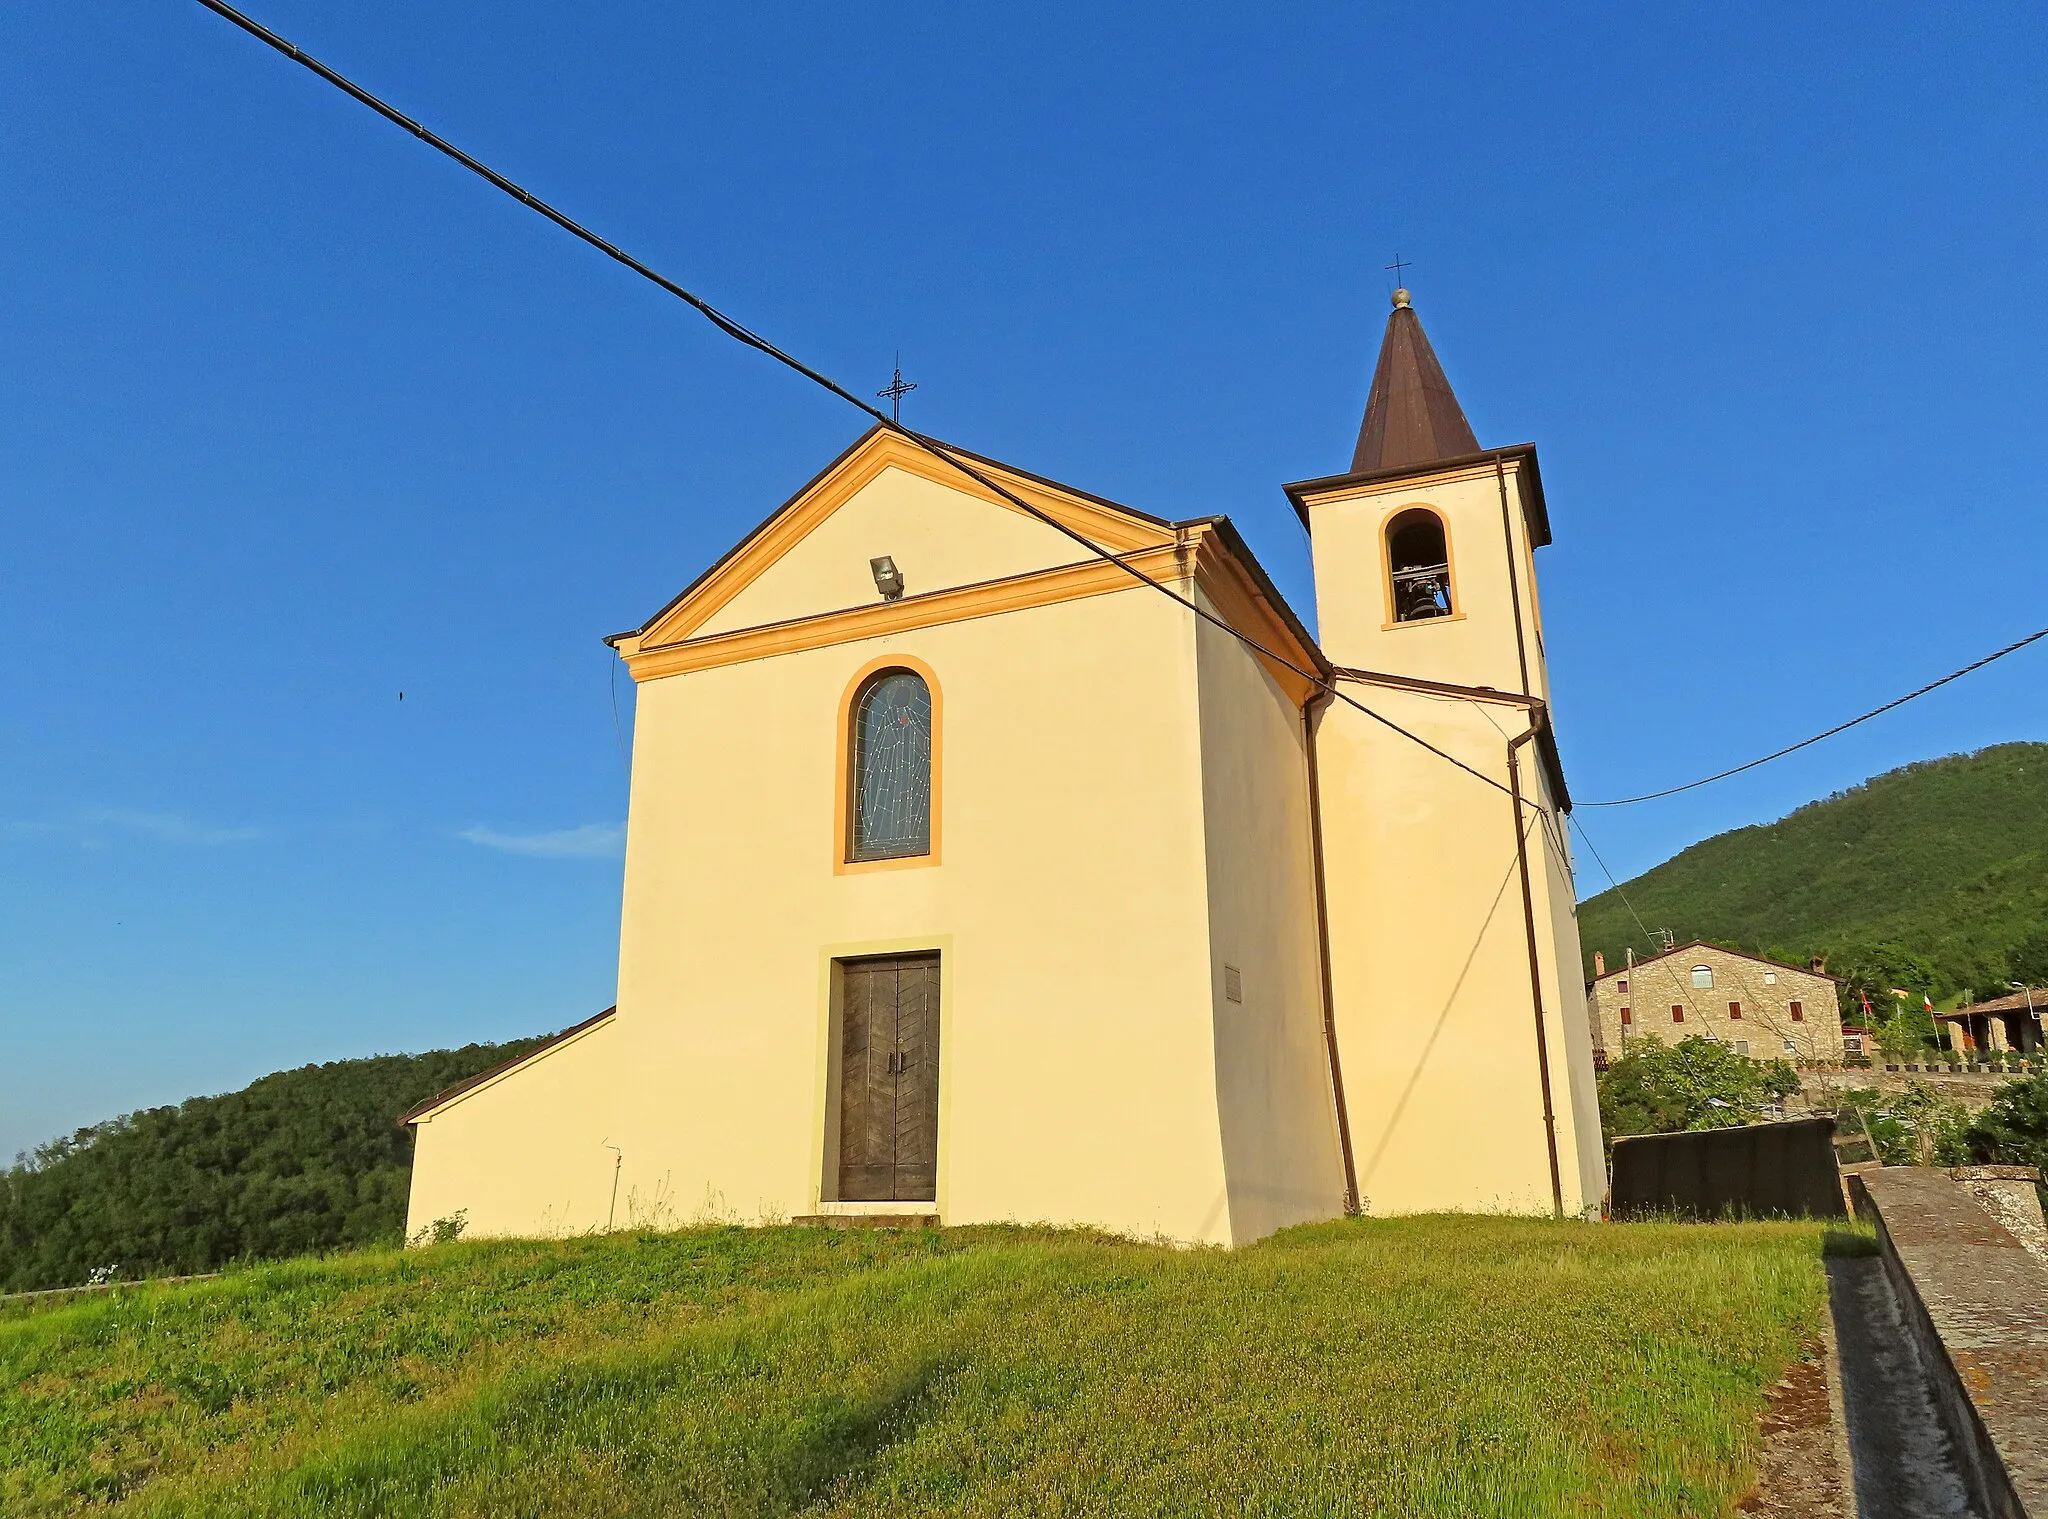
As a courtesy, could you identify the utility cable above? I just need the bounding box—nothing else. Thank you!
[1580,622,2048,807]
[607,658,631,781]
[1567,812,1713,1035]
[1572,809,1833,1061]
[191,0,1514,802]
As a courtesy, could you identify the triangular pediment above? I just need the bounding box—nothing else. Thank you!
[623,428,1178,651]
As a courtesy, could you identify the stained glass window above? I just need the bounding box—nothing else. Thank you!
[850,670,932,861]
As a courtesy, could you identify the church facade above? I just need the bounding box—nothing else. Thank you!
[403,293,1607,1245]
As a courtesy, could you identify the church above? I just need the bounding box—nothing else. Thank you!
[403,292,1607,1245]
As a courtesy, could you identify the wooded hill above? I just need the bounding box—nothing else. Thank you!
[0,1035,545,1293]
[1576,743,2048,1005]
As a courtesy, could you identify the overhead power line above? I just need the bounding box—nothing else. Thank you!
[190,0,1522,804]
[1580,622,2048,808]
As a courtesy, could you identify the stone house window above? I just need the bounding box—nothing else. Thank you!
[1789,1001,1804,1022]
[1617,978,1629,994]
[1671,1005,1685,1023]
[1620,1006,1632,1025]
[1728,1001,1742,1019]
[1764,972,1778,985]
[1691,965,1715,989]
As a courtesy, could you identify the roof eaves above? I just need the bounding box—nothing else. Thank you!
[1283,442,1551,548]
[606,427,890,649]
[400,1006,618,1126]
[1593,942,1845,985]
[1533,709,1573,815]
[1332,665,1541,706]
[606,427,1178,650]
[1943,991,2046,1017]
[1172,513,1331,679]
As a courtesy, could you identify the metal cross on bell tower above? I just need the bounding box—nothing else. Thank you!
[877,353,917,424]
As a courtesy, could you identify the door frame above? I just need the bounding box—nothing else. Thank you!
[813,936,953,1212]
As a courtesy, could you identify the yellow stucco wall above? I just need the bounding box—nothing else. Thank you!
[1537,768,1609,1211]
[406,427,1603,1243]
[691,464,1092,638]
[1191,609,1350,1240]
[1301,455,1599,1217]
[1304,457,1549,704]
[404,1015,622,1240]
[1311,690,1597,1216]
[613,579,1259,1241]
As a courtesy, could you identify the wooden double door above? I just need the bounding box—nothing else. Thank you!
[837,954,941,1202]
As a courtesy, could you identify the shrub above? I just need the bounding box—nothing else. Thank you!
[1597,1036,1799,1144]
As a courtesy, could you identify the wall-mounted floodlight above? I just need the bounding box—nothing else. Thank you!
[870,556,905,601]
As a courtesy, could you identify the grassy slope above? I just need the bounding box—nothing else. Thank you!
[1577,742,2048,990]
[4,1218,1839,1518]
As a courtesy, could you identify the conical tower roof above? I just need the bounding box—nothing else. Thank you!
[1350,289,1479,473]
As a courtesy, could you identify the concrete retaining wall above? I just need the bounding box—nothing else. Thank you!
[1854,1168,2048,1518]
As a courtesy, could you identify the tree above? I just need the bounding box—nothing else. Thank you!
[1574,745,2048,997]
[2007,931,2048,989]
[1965,1070,2048,1171]
[1829,941,1940,1022]
[1870,1007,1944,1060]
[1597,1036,1799,1144]
[1833,1084,1972,1167]
[0,1036,546,1292]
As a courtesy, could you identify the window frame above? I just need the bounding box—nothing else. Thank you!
[835,655,943,874]
[1379,504,1465,629]
[1671,1004,1685,1023]
[1691,965,1715,989]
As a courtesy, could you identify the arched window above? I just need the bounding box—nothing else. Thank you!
[1691,965,1715,989]
[1386,509,1453,622]
[849,669,932,861]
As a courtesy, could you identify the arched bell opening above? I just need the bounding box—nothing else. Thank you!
[1386,508,1454,622]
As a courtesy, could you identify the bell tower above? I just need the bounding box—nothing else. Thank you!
[1283,287,1602,1220]
[1286,289,1552,702]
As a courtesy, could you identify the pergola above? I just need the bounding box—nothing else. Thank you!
[1933,987,2044,1055]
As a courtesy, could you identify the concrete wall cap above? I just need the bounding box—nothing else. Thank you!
[1948,1164,2043,1182]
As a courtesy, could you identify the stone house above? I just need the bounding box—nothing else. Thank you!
[1587,942,1846,1066]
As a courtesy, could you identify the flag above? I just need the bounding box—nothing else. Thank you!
[1860,991,1873,1019]
[1924,995,1935,1014]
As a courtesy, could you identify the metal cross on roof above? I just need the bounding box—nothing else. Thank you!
[876,354,917,423]
[1384,253,1412,286]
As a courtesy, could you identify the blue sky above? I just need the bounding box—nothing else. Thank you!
[4,2,2044,1159]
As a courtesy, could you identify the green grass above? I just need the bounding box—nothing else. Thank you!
[3,1216,1841,1517]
